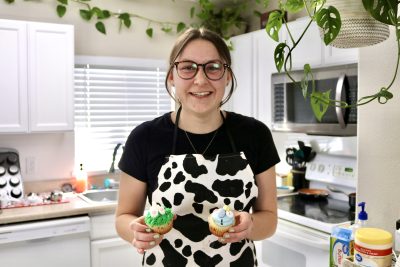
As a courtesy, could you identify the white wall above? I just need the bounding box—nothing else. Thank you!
[0,0,194,59]
[358,27,400,233]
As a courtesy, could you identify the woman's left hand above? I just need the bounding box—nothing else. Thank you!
[219,211,253,243]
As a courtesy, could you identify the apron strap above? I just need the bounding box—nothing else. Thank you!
[172,106,237,154]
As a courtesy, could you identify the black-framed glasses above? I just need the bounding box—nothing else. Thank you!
[173,60,229,81]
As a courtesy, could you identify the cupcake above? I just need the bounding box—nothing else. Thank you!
[144,204,174,235]
[208,205,236,237]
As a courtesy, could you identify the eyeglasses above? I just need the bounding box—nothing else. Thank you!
[173,60,229,81]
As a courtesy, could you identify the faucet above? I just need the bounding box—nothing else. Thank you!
[109,143,124,173]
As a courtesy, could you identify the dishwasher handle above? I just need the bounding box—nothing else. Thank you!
[0,216,90,244]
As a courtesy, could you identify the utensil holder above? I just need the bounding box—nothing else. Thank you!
[292,167,308,191]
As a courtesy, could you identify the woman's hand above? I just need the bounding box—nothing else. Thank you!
[218,211,253,243]
[129,216,163,254]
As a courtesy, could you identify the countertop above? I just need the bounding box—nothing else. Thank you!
[0,194,116,225]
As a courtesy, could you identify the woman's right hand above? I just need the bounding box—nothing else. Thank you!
[129,216,163,254]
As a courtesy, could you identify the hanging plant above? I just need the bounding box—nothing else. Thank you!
[3,0,187,37]
[266,0,399,121]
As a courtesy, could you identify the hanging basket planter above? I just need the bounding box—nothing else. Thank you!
[323,0,390,48]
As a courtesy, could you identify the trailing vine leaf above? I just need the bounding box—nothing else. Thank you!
[315,6,341,45]
[283,0,305,13]
[301,64,312,99]
[310,90,331,121]
[95,21,106,34]
[177,22,186,33]
[80,9,93,21]
[266,10,283,42]
[146,28,153,38]
[5,0,15,3]
[56,5,67,17]
[118,13,131,28]
[92,8,111,19]
[274,42,288,72]
[162,25,172,33]
[190,6,195,18]
[57,0,68,5]
[362,0,397,25]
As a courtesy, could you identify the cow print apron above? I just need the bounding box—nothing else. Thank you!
[143,108,258,267]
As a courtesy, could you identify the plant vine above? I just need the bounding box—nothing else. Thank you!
[266,0,399,121]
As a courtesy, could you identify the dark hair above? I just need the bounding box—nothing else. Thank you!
[164,27,237,106]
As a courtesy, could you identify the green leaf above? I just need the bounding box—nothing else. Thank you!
[266,10,283,42]
[274,42,288,72]
[190,7,195,18]
[301,64,313,99]
[310,90,331,121]
[162,26,172,33]
[362,0,397,25]
[254,11,262,18]
[57,0,68,5]
[95,21,106,34]
[284,0,305,13]
[56,5,67,18]
[177,22,186,33]
[5,0,15,3]
[80,9,93,21]
[315,6,341,45]
[146,28,153,38]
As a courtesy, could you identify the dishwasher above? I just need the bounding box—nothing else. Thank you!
[0,216,91,267]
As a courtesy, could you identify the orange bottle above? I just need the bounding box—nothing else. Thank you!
[75,163,88,193]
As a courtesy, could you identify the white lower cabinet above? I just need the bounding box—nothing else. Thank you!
[90,213,142,267]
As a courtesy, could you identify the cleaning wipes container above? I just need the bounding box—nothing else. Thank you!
[354,227,392,267]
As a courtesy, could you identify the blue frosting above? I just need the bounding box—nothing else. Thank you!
[211,207,234,226]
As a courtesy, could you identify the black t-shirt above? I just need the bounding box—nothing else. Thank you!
[118,111,280,194]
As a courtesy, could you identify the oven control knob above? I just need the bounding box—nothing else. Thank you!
[0,177,7,188]
[0,166,6,176]
[7,154,18,165]
[318,164,325,172]
[8,165,19,175]
[10,176,20,187]
[11,188,22,198]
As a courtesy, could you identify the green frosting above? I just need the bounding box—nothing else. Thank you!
[144,207,173,227]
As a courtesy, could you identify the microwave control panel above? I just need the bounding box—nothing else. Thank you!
[305,153,357,188]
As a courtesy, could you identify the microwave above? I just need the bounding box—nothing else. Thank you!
[271,64,358,136]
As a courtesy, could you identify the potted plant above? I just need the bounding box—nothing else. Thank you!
[265,0,398,121]
[190,0,249,40]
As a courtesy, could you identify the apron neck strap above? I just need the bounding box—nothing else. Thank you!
[172,106,237,154]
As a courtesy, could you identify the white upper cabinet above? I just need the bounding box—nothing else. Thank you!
[0,19,74,133]
[281,18,358,70]
[229,29,277,127]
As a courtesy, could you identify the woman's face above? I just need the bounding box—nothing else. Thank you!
[169,39,231,115]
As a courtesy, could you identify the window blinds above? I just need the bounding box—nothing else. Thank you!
[74,62,172,172]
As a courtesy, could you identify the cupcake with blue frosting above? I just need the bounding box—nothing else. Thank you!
[208,205,235,237]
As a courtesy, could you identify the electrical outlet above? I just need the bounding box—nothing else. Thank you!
[26,157,36,175]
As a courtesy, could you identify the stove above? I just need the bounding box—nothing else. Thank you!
[0,148,24,205]
[278,153,357,234]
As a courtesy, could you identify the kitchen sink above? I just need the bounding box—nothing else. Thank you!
[79,189,118,204]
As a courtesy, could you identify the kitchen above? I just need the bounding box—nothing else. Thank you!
[0,0,399,267]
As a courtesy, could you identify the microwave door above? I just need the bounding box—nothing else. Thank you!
[335,74,347,129]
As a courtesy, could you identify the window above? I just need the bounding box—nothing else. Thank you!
[74,56,172,173]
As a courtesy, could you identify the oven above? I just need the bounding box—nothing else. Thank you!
[257,153,357,267]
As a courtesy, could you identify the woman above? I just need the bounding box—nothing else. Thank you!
[115,27,280,266]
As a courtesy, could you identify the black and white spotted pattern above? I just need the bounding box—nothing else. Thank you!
[143,152,258,266]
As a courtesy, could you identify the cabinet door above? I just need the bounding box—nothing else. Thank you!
[324,45,359,65]
[229,33,255,117]
[0,20,28,133]
[28,22,74,132]
[91,237,143,267]
[253,30,277,128]
[284,19,322,70]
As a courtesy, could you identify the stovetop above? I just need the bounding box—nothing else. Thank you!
[277,193,355,233]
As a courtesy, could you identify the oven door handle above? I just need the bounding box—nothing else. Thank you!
[276,226,330,249]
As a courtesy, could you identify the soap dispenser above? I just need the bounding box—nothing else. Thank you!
[75,163,88,193]
[352,202,368,237]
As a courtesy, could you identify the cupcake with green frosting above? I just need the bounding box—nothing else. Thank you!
[144,204,174,234]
